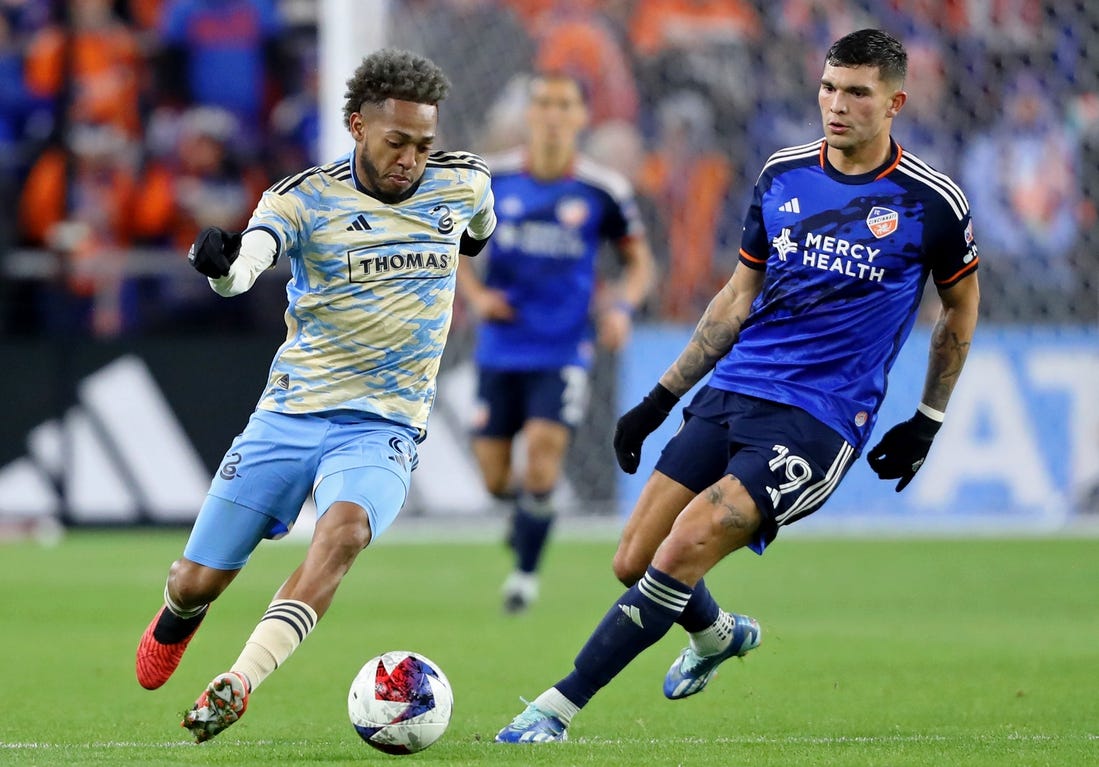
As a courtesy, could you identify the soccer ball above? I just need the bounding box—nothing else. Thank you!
[348,650,453,754]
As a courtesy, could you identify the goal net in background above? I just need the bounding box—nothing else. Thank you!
[0,0,1096,530]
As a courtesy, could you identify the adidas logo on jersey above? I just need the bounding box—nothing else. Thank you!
[779,197,801,213]
[347,214,371,232]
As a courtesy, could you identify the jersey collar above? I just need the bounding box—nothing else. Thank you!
[522,149,576,181]
[819,138,903,184]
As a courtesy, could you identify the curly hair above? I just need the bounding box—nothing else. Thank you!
[343,48,452,125]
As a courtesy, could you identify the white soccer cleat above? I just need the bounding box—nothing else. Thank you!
[501,571,539,614]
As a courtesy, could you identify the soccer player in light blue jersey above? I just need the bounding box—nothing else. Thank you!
[133,49,496,742]
[457,71,654,614]
[497,29,980,742]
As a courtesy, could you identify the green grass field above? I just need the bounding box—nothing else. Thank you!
[1,528,1096,766]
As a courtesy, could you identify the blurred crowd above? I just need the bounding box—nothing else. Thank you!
[0,0,314,335]
[1,0,1097,337]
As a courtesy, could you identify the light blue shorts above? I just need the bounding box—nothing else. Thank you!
[183,409,419,569]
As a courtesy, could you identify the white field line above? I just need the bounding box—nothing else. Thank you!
[2,733,1097,749]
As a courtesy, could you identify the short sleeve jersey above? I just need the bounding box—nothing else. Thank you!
[709,139,979,449]
[473,150,645,370]
[245,150,496,435]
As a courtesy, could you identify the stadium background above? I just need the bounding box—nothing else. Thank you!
[0,0,1096,535]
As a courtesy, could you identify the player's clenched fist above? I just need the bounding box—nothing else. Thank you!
[613,383,679,474]
[188,227,242,279]
[866,410,941,492]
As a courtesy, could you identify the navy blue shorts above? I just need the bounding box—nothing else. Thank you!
[654,386,857,553]
[473,366,590,437]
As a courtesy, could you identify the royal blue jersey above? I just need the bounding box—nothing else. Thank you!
[710,139,979,450]
[473,150,645,370]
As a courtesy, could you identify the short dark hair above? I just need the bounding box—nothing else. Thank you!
[826,29,907,85]
[343,48,451,124]
[530,69,590,104]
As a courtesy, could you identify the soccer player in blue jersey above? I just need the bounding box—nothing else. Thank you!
[496,28,980,742]
[132,49,496,742]
[457,71,654,614]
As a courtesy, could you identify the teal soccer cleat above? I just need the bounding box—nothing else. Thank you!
[495,701,568,743]
[663,613,761,700]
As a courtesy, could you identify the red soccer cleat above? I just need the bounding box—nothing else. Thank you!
[135,606,203,690]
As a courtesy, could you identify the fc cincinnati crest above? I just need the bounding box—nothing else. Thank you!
[866,206,899,238]
[556,197,590,228]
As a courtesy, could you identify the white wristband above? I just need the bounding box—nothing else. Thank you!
[917,402,946,422]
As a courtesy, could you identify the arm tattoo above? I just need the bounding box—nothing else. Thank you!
[924,314,971,408]
[665,284,746,393]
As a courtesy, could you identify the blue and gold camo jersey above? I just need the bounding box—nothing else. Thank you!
[243,150,495,436]
[710,138,979,450]
[473,149,646,370]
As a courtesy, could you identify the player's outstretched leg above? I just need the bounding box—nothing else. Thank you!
[500,566,692,743]
[663,612,761,700]
[136,604,208,690]
[181,671,250,742]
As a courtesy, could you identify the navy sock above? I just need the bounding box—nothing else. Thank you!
[676,577,721,632]
[555,566,691,708]
[512,491,554,573]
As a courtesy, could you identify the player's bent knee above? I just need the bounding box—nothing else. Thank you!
[650,519,730,583]
[650,535,698,575]
[168,558,235,605]
[523,465,562,494]
[483,475,511,497]
[611,548,647,587]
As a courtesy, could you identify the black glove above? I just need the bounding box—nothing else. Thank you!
[188,227,242,279]
[866,410,942,492]
[613,383,680,474]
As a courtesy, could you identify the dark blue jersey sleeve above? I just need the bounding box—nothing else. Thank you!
[925,200,979,287]
[599,190,629,241]
[738,181,769,269]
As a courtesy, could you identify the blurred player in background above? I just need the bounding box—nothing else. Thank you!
[496,29,980,742]
[133,48,496,742]
[457,71,654,614]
